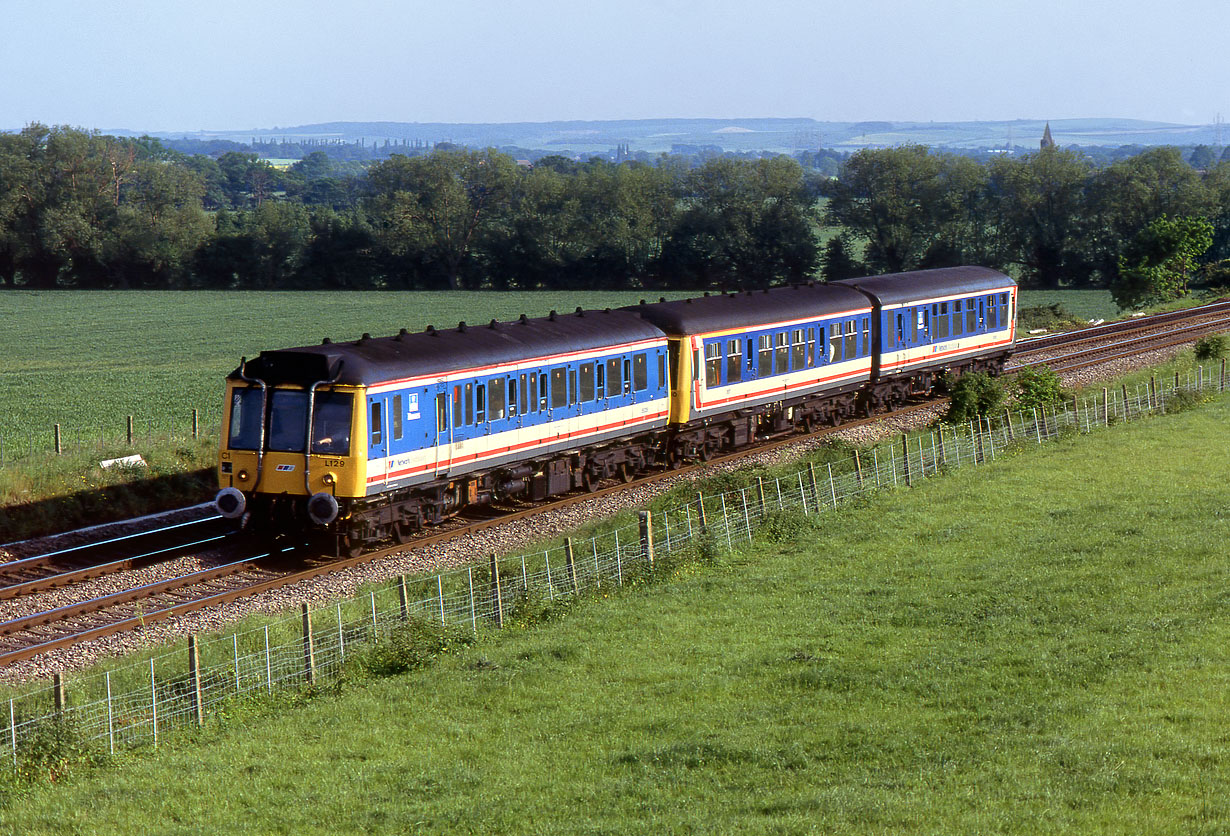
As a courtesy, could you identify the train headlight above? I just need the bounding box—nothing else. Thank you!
[322,472,336,486]
[237,469,250,483]
[307,492,340,526]
[215,487,247,519]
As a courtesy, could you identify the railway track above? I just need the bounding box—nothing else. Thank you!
[3,300,1225,668]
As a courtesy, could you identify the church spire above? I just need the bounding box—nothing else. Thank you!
[1041,122,1056,150]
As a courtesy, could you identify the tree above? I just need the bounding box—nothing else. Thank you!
[1112,215,1214,309]
[1189,145,1217,170]
[819,234,863,281]
[942,372,1004,423]
[1015,365,1064,410]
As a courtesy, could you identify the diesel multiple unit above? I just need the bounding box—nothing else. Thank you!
[215,266,1017,554]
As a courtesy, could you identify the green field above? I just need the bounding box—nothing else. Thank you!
[3,392,1225,834]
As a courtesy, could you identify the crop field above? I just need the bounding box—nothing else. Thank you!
[1,388,1226,833]
[0,288,1118,447]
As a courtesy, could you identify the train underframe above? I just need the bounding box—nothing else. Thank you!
[245,352,1008,557]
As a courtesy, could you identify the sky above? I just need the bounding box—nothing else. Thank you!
[2,0,1227,132]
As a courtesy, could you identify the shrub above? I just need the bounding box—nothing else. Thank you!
[356,618,472,677]
[1193,334,1227,361]
[942,372,1005,424]
[1016,303,1086,332]
[1015,365,1065,410]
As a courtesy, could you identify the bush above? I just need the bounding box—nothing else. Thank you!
[942,372,1004,424]
[1016,303,1086,332]
[1193,334,1227,361]
[356,618,472,677]
[1015,365,1064,410]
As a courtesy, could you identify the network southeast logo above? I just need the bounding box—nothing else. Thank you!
[276,464,296,472]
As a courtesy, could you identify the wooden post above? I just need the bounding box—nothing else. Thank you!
[827,462,838,509]
[1149,376,1157,409]
[301,603,316,685]
[192,409,200,439]
[1071,396,1079,430]
[1003,410,1014,442]
[127,415,134,445]
[53,672,65,716]
[1221,358,1226,392]
[639,511,655,569]
[188,634,204,726]
[807,463,820,512]
[490,554,504,628]
[1121,384,1129,419]
[54,424,62,456]
[853,449,864,488]
[398,575,409,621]
[1102,387,1109,426]
[565,538,579,594]
[696,492,708,531]
[937,428,947,465]
[901,434,912,486]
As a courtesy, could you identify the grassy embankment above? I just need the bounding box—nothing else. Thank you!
[1,384,1225,834]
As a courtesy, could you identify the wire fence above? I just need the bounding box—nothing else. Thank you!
[1,360,1226,768]
[0,412,221,467]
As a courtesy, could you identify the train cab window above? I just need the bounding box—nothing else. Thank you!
[726,339,742,383]
[436,393,447,434]
[791,329,806,370]
[806,328,816,367]
[606,358,622,396]
[488,377,505,420]
[370,402,383,446]
[757,335,772,376]
[392,395,404,441]
[579,363,595,401]
[704,343,721,387]
[539,373,549,410]
[312,392,353,455]
[227,387,265,451]
[465,382,474,424]
[965,299,977,333]
[551,368,567,409]
[633,353,648,391]
[843,321,857,359]
[774,333,788,374]
[829,323,841,362]
[475,384,486,423]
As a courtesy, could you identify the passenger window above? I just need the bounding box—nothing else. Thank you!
[569,369,578,405]
[829,323,841,362]
[965,299,976,333]
[508,378,518,417]
[606,358,622,395]
[791,329,806,370]
[488,377,505,420]
[551,368,567,409]
[937,302,950,340]
[987,297,998,328]
[453,386,462,427]
[820,328,829,363]
[436,393,446,434]
[896,312,905,346]
[633,353,648,391]
[539,373,549,410]
[806,328,816,367]
[520,374,528,414]
[658,353,666,389]
[726,339,742,383]
[843,321,857,359]
[475,384,486,423]
[758,335,772,376]
[704,342,721,387]
[596,362,605,398]
[579,363,595,401]
[465,382,473,425]
[623,358,632,393]
[392,394,403,441]
[862,318,870,356]
[370,402,383,446]
[774,333,788,374]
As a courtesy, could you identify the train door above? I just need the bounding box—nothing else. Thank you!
[369,397,389,491]
[433,380,450,477]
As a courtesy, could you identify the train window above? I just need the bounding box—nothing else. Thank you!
[465,382,473,425]
[569,369,578,404]
[819,328,828,363]
[370,401,383,447]
[758,335,772,376]
[936,303,950,340]
[843,320,857,359]
[829,323,841,362]
[659,352,666,389]
[606,358,621,396]
[633,353,648,390]
[704,343,721,387]
[914,309,924,342]
[488,377,505,420]
[551,368,567,409]
[266,390,310,452]
[453,385,462,427]
[436,394,447,434]
[596,362,605,398]
[987,296,998,328]
[508,378,518,417]
[953,301,964,335]
[227,387,264,451]
[475,384,486,423]
[861,318,870,356]
[312,392,353,456]
[726,339,742,383]
[895,312,905,346]
[520,374,528,414]
[539,373,549,410]
[774,333,788,375]
[791,329,806,370]
[806,328,816,367]
[579,363,595,401]
[693,349,701,382]
[623,358,632,393]
[965,299,976,333]
[392,395,404,441]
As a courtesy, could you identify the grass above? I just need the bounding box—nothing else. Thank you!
[1,391,1225,834]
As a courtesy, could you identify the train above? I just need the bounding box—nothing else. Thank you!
[214,266,1017,555]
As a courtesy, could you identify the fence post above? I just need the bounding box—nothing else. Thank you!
[127,415,134,445]
[1221,358,1226,392]
[592,538,601,589]
[468,567,477,635]
[854,449,864,488]
[233,634,240,694]
[808,463,821,513]
[614,530,623,585]
[1121,384,1130,419]
[827,462,838,509]
[150,659,158,748]
[337,602,345,663]
[192,409,200,439]
[1003,410,1014,442]
[54,424,62,456]
[639,511,655,569]
[106,672,114,755]
[371,591,379,641]
[565,538,579,594]
[740,490,752,542]
[754,477,767,519]
[264,625,272,692]
[8,699,15,769]
[937,428,947,466]
[697,492,708,531]
[53,673,64,717]
[301,603,316,685]
[901,434,912,487]
[490,554,503,628]
[189,634,204,726]
[398,575,409,621]
[1102,387,1109,426]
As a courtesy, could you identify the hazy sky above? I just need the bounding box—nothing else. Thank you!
[3,0,1226,131]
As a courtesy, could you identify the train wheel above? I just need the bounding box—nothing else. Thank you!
[344,534,365,558]
[582,467,601,492]
[392,521,414,546]
[618,462,635,483]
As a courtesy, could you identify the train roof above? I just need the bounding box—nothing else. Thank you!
[231,308,667,388]
[623,283,871,335]
[832,266,1014,306]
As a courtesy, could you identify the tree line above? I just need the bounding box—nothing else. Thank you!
[2,124,1228,308]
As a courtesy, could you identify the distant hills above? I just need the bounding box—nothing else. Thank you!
[112,117,1222,155]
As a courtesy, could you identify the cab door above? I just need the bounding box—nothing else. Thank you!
[433,380,450,477]
[368,398,388,491]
